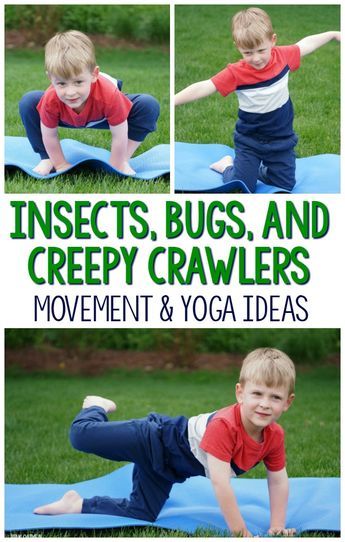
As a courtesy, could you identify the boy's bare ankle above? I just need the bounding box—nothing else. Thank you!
[82,395,117,413]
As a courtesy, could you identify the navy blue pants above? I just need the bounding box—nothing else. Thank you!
[224,130,298,193]
[69,407,205,521]
[19,90,160,159]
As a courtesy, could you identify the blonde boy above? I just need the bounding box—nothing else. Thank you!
[201,348,296,536]
[34,347,296,537]
[19,31,160,176]
[175,8,340,193]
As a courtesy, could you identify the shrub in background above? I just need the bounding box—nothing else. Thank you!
[5,328,340,366]
[5,5,169,46]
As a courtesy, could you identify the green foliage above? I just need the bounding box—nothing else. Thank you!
[5,329,340,365]
[5,5,63,45]
[5,5,169,45]
[229,329,340,364]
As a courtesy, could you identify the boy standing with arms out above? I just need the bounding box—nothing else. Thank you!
[35,348,296,537]
[19,31,160,176]
[175,8,340,193]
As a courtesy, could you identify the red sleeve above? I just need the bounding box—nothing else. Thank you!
[211,64,237,97]
[279,44,301,72]
[106,88,133,126]
[200,418,237,462]
[36,89,60,128]
[264,426,286,471]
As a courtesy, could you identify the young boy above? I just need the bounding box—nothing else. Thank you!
[19,30,160,176]
[34,348,296,537]
[175,7,340,193]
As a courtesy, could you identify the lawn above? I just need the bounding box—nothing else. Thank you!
[175,5,340,157]
[5,366,340,537]
[5,46,170,193]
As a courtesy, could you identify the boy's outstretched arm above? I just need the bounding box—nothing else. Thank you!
[296,31,340,57]
[267,467,296,536]
[207,453,252,537]
[109,121,135,176]
[175,79,217,106]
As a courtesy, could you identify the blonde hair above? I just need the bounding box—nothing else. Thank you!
[239,348,295,395]
[45,30,96,79]
[232,7,274,50]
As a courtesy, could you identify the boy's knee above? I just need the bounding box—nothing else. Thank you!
[18,91,42,115]
[139,509,159,522]
[139,94,160,120]
[69,421,92,452]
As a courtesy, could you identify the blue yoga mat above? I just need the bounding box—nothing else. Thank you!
[5,136,170,180]
[175,142,340,194]
[5,464,340,535]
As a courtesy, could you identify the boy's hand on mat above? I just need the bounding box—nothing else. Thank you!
[268,527,296,536]
[33,158,54,176]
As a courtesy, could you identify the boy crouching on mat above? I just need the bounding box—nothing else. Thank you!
[175,7,340,193]
[19,30,160,176]
[35,348,296,537]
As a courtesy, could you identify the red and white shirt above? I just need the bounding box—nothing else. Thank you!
[211,45,301,138]
[37,73,132,129]
[188,403,285,477]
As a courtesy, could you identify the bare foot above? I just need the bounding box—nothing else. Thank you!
[83,395,117,413]
[33,159,54,176]
[34,490,83,515]
[209,155,233,174]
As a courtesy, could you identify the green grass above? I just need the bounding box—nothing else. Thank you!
[175,5,340,156]
[5,366,340,537]
[5,47,170,193]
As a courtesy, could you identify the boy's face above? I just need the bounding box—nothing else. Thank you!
[236,380,294,438]
[49,67,99,113]
[237,34,277,70]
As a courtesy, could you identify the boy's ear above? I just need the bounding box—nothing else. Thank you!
[283,393,295,412]
[271,33,277,46]
[91,66,100,82]
[235,382,243,404]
